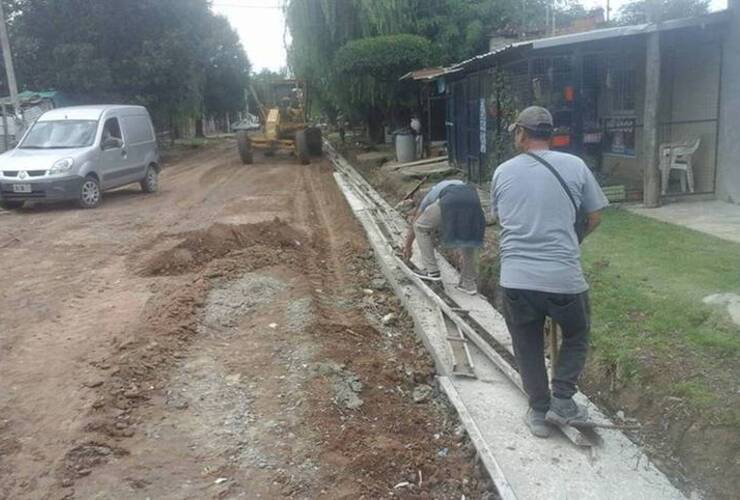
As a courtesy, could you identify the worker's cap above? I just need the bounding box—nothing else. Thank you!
[507,106,554,133]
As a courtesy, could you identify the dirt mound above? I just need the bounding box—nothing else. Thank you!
[142,218,308,276]
[70,221,315,490]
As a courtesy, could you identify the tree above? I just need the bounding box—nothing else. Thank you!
[618,0,710,24]
[285,0,589,140]
[334,34,432,141]
[3,0,250,133]
[203,15,251,119]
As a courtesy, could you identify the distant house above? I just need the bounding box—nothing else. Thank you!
[0,90,81,147]
[426,3,740,205]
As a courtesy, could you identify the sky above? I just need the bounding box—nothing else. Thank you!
[211,0,287,73]
[213,0,729,73]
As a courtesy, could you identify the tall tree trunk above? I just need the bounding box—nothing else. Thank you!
[367,106,384,144]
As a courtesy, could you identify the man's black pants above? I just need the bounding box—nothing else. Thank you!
[502,288,590,413]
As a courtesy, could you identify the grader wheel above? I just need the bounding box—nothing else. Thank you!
[305,127,323,156]
[236,131,253,165]
[295,130,310,165]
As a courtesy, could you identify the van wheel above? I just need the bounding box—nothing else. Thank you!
[78,175,101,209]
[141,165,159,193]
[1,200,24,210]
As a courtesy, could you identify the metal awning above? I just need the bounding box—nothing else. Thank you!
[399,66,462,82]
[447,10,731,73]
[533,10,729,49]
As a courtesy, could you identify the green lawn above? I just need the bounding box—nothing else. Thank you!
[581,208,740,419]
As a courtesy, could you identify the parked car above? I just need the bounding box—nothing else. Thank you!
[0,105,159,209]
[231,113,260,132]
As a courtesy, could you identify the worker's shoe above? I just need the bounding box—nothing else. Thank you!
[546,396,589,426]
[455,283,477,296]
[525,408,551,438]
[413,269,441,281]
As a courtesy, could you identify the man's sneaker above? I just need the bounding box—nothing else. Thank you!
[525,408,551,438]
[455,284,477,296]
[412,269,442,281]
[546,396,589,426]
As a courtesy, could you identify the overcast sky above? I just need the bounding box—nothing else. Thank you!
[213,0,729,73]
[211,0,287,73]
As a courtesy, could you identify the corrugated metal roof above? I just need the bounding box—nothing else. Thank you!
[448,40,532,71]
[0,90,61,106]
[400,66,462,81]
[448,10,730,73]
[533,10,729,49]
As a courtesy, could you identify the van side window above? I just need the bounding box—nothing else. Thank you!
[102,118,122,142]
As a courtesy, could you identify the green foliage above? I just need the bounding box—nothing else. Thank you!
[331,34,430,131]
[285,0,591,128]
[4,0,250,129]
[203,15,251,117]
[334,34,431,80]
[617,0,710,24]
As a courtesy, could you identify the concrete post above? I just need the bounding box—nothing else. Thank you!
[716,0,740,203]
[0,1,19,119]
[642,31,662,208]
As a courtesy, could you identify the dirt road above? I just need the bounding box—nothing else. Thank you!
[0,141,492,499]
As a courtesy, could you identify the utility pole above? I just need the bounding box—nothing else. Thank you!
[0,0,19,120]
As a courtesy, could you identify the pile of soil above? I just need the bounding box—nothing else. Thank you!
[141,218,307,276]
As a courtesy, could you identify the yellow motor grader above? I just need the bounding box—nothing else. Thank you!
[235,79,321,165]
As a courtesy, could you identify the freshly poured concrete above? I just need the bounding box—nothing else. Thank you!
[329,145,688,500]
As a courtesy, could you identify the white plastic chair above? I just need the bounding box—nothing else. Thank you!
[659,138,700,195]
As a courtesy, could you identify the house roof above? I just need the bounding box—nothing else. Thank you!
[448,10,731,73]
[0,90,63,107]
[399,66,462,82]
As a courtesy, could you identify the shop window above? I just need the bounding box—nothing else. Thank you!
[606,56,636,114]
[605,55,637,156]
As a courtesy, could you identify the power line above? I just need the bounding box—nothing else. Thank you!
[211,1,283,9]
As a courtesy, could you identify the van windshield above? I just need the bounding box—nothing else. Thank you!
[19,120,98,149]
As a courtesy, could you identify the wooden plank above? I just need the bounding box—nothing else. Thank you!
[388,155,449,170]
[443,311,476,378]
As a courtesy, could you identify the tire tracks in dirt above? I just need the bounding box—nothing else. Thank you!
[0,145,493,499]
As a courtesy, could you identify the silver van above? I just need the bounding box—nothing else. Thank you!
[0,105,159,209]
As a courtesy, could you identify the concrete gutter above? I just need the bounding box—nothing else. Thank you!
[327,142,691,500]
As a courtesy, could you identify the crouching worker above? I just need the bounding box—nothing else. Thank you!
[402,180,486,295]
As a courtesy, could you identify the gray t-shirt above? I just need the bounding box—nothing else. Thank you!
[490,150,608,294]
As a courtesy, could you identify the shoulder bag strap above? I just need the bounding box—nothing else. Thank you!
[526,152,579,213]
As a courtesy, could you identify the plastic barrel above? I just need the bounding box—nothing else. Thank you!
[395,132,416,163]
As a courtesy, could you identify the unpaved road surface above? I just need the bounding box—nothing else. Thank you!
[0,141,493,499]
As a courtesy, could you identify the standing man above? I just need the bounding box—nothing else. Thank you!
[402,180,485,295]
[410,114,423,159]
[490,106,608,438]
